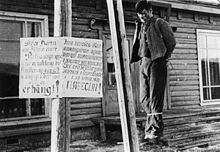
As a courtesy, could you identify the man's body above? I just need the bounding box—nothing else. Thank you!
[131,0,176,144]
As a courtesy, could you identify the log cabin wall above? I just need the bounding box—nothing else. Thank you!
[169,9,220,109]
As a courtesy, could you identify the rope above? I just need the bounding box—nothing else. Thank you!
[147,112,163,115]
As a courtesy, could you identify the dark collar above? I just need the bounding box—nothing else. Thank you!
[147,16,156,23]
[145,16,156,27]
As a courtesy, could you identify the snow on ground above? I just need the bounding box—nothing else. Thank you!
[27,140,220,152]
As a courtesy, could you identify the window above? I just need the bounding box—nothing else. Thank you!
[106,46,116,86]
[197,29,220,105]
[104,36,116,87]
[104,35,132,87]
[0,11,49,119]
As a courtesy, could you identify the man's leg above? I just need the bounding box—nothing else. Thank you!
[139,58,152,139]
[139,58,151,113]
[145,57,167,139]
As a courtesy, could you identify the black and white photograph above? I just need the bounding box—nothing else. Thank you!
[1,0,220,151]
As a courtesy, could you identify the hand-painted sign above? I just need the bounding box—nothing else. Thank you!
[19,37,62,98]
[62,37,103,98]
[19,37,103,98]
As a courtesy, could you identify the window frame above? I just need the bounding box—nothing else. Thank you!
[197,29,220,106]
[0,11,51,120]
[0,11,48,37]
[103,34,133,89]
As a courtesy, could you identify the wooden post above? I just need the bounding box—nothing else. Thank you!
[51,0,72,152]
[106,0,139,152]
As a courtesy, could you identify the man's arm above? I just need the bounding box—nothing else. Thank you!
[158,19,176,59]
[130,21,142,63]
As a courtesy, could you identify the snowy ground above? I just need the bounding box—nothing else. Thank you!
[27,140,220,152]
[21,127,220,152]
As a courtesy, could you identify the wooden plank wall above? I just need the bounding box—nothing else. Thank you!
[169,9,220,109]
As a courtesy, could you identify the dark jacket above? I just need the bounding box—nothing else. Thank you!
[130,16,176,63]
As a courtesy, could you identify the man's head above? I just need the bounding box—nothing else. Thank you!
[135,0,153,23]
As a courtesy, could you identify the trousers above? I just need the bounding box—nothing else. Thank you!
[140,57,167,137]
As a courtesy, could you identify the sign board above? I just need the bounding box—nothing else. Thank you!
[19,37,103,98]
[62,37,103,98]
[19,37,62,98]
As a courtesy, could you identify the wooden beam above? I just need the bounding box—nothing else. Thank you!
[115,1,139,151]
[106,1,130,151]
[26,99,31,116]
[106,0,139,152]
[51,0,72,152]
[100,120,106,140]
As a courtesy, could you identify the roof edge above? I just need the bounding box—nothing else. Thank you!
[148,0,220,15]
